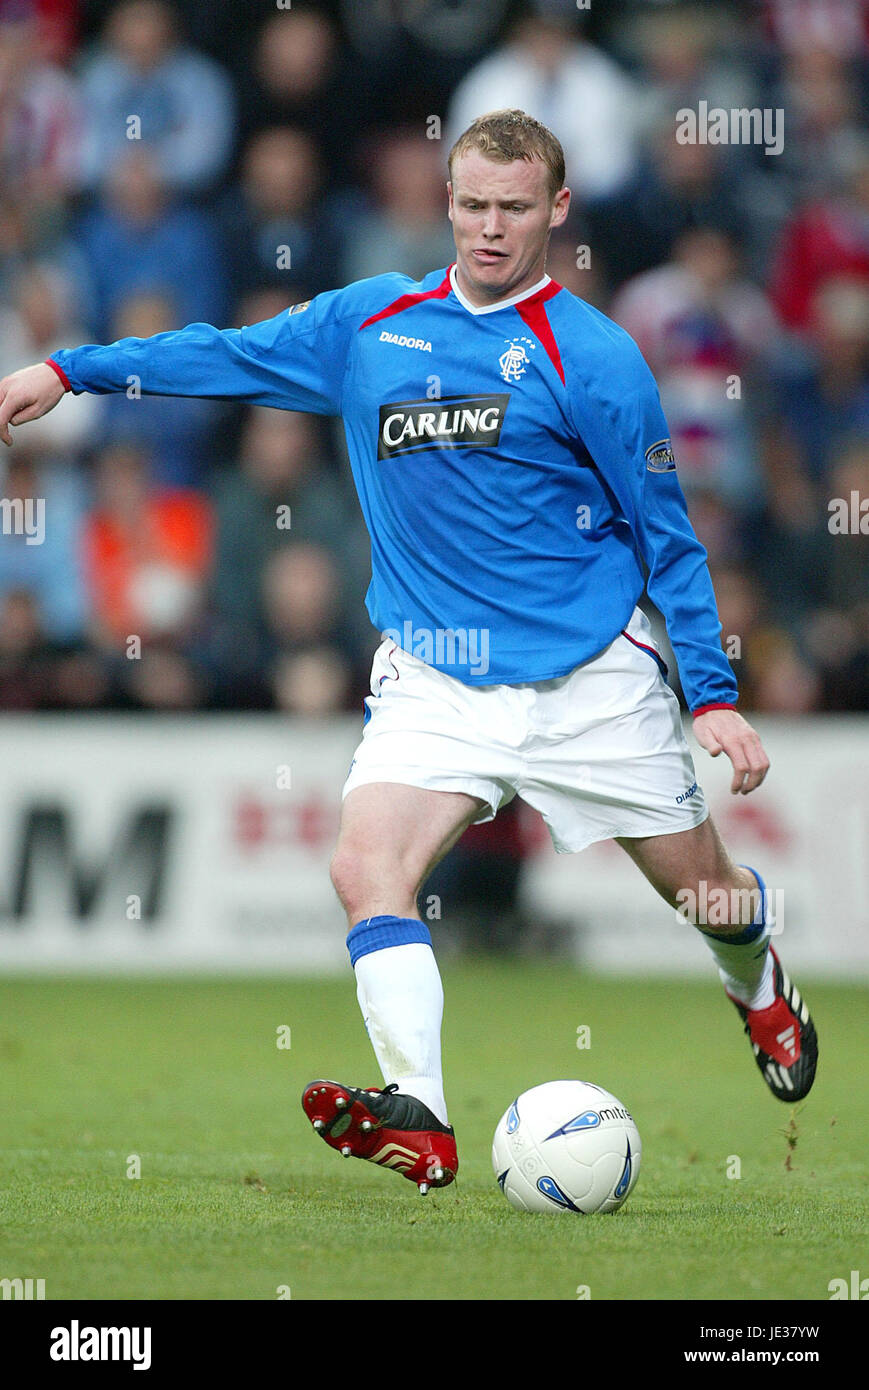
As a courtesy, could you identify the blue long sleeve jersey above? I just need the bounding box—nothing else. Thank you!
[51,264,737,711]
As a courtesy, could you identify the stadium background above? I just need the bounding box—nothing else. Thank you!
[0,0,866,975]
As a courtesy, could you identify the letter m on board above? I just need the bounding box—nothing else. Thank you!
[4,805,174,921]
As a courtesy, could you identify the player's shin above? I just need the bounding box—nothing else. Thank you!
[348,916,449,1125]
[695,865,775,1010]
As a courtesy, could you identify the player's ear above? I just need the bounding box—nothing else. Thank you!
[550,187,570,230]
[446,181,454,221]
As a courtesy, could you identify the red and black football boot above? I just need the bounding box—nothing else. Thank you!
[302,1080,457,1194]
[727,947,818,1102]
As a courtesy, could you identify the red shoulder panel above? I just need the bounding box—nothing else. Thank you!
[358,267,453,332]
[515,280,565,384]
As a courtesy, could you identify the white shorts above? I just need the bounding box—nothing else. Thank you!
[343,608,709,853]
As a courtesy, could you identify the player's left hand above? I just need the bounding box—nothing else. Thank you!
[692,708,769,795]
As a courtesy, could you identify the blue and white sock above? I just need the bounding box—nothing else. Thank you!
[348,915,448,1125]
[698,866,775,1010]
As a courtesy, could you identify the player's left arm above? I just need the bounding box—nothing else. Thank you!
[692,707,769,795]
[567,327,769,793]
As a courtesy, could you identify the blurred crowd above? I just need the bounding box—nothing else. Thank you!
[0,0,867,717]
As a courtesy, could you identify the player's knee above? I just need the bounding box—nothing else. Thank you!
[329,845,357,909]
[330,841,420,920]
[329,844,383,915]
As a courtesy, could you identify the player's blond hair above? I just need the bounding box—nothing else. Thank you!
[448,110,566,202]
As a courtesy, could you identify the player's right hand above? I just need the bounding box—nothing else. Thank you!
[0,362,67,445]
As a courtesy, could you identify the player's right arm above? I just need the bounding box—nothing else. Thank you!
[0,363,67,445]
[0,278,397,444]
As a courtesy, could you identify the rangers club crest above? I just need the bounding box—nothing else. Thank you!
[499,336,535,383]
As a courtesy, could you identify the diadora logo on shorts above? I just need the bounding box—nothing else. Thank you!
[645,438,677,472]
[379,329,432,352]
[378,393,509,458]
[499,336,535,383]
[675,781,698,805]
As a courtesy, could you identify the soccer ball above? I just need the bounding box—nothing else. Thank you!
[492,1079,641,1214]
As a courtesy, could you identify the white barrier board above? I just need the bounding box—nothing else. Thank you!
[0,716,865,977]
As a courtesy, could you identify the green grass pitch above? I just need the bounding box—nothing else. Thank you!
[0,963,866,1301]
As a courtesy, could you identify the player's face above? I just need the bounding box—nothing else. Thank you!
[448,150,570,306]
